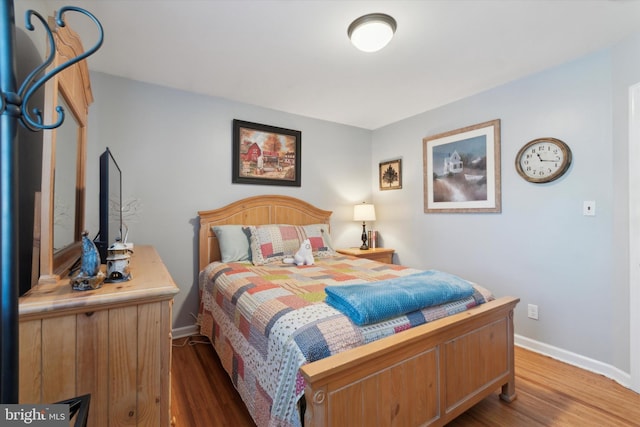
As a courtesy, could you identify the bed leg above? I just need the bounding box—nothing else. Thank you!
[499,381,517,403]
[499,308,517,403]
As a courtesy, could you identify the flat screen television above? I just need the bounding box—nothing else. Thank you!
[96,147,122,264]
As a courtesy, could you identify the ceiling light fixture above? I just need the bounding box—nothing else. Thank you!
[347,13,397,53]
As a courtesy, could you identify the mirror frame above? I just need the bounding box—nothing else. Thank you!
[38,18,93,283]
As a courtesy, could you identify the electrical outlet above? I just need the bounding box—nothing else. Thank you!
[527,304,539,320]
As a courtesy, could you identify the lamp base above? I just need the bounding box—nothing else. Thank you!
[360,222,369,250]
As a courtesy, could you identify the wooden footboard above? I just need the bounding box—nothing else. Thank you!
[300,296,519,427]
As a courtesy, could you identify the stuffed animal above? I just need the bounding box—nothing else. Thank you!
[283,239,314,266]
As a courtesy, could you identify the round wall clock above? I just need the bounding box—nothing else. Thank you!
[515,137,572,183]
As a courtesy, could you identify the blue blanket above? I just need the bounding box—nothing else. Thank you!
[324,270,474,326]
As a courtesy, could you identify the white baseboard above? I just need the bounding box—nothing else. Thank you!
[515,334,632,389]
[172,324,199,339]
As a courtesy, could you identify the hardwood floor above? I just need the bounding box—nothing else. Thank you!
[171,336,254,427]
[171,336,640,426]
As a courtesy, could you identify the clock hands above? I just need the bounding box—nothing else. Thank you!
[536,153,559,162]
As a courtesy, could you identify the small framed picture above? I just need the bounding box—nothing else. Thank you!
[232,119,301,186]
[423,119,501,213]
[379,159,402,190]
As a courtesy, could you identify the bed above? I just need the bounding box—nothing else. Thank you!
[197,195,519,427]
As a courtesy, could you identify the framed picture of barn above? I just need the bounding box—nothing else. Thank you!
[232,119,301,186]
[422,119,501,213]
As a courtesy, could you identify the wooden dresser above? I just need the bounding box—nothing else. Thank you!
[19,245,179,427]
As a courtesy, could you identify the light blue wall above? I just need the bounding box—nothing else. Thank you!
[372,44,637,373]
[85,73,372,329]
[19,0,638,380]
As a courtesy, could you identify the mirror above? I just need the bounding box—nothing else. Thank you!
[38,18,93,283]
[53,95,78,252]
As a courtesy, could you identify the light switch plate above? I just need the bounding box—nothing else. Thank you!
[583,201,596,216]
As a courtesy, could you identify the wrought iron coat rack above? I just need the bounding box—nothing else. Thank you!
[0,0,102,403]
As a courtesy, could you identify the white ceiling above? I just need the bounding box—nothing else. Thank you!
[46,0,640,130]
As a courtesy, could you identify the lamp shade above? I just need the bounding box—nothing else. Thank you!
[353,203,376,221]
[347,13,397,53]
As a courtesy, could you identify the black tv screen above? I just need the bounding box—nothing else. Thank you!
[97,147,122,264]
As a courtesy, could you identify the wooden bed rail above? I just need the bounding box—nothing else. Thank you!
[300,296,519,427]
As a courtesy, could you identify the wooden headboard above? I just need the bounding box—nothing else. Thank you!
[198,195,332,270]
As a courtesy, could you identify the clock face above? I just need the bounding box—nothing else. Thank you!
[515,138,571,183]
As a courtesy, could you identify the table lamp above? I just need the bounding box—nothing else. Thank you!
[353,202,376,250]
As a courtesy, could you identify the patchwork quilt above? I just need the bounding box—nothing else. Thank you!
[198,255,493,427]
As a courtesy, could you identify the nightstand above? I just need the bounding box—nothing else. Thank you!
[336,247,395,264]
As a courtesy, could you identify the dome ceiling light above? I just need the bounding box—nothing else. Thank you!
[347,13,397,53]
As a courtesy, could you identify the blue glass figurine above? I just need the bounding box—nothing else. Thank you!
[70,231,105,290]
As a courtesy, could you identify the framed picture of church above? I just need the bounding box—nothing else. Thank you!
[422,119,501,213]
[232,119,301,186]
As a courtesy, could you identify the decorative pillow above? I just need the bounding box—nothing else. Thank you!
[212,225,251,263]
[248,223,336,265]
[248,224,302,265]
[300,224,336,257]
